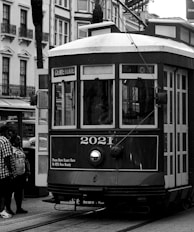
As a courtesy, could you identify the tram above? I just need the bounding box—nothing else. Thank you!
[47,20,194,209]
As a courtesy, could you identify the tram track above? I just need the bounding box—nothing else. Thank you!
[5,206,106,232]
[115,203,194,232]
[4,204,186,232]
[6,210,161,232]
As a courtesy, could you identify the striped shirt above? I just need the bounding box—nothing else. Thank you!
[0,136,16,179]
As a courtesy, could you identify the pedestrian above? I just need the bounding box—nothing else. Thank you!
[0,125,16,219]
[7,134,30,214]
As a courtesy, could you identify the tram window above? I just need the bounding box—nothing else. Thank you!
[122,79,155,125]
[164,133,167,152]
[182,75,186,89]
[54,83,62,126]
[163,71,167,87]
[183,133,186,151]
[163,90,167,124]
[164,156,167,175]
[183,154,187,173]
[53,81,76,127]
[170,155,173,174]
[182,92,187,124]
[83,79,113,126]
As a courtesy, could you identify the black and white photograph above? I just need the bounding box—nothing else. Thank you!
[1,0,194,231]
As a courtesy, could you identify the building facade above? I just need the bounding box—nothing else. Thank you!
[0,0,142,105]
[51,0,130,48]
[0,0,50,100]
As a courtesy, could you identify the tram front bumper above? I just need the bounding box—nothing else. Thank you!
[48,183,166,202]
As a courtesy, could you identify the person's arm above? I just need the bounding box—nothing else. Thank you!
[4,156,13,173]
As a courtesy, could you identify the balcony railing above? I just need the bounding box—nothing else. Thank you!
[1,84,35,98]
[1,23,16,41]
[19,27,33,39]
[18,27,33,45]
[1,23,16,35]
[42,32,49,42]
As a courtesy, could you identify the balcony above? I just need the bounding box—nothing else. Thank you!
[42,32,49,47]
[1,23,16,41]
[18,27,33,45]
[1,84,35,98]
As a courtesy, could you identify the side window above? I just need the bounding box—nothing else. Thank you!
[122,79,155,125]
[120,64,157,128]
[52,66,76,128]
[53,81,76,127]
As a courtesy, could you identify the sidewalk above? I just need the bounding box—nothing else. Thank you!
[0,195,78,221]
[0,196,80,232]
[6,196,58,218]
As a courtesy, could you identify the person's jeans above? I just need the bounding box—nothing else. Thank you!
[0,177,12,212]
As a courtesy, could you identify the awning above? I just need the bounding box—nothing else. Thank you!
[0,98,35,112]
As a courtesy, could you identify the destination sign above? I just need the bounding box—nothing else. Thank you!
[54,66,75,77]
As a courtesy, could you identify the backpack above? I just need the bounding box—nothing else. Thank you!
[13,146,26,175]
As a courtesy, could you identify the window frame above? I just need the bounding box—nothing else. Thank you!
[54,17,69,46]
[77,0,89,12]
[51,66,77,129]
[112,2,119,26]
[55,0,69,9]
[3,4,10,25]
[77,22,89,39]
[20,59,27,97]
[119,64,158,129]
[80,64,115,129]
[2,57,10,95]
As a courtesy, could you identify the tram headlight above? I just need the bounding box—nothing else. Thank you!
[89,149,104,166]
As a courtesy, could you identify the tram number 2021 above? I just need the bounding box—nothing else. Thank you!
[80,136,113,145]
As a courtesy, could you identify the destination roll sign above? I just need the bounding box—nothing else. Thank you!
[54,66,75,77]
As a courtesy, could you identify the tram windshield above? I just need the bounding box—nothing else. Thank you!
[83,79,113,126]
[122,78,155,126]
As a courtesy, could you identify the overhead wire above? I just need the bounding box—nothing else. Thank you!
[109,1,160,147]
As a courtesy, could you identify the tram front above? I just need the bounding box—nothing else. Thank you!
[47,33,166,206]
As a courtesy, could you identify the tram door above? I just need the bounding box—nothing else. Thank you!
[35,69,49,187]
[164,66,188,189]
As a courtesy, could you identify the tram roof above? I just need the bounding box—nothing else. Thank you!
[48,33,194,58]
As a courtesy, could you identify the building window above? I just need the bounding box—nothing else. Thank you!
[2,57,10,95]
[55,0,69,8]
[2,4,10,33]
[91,0,95,11]
[20,9,27,37]
[77,23,89,39]
[20,60,27,97]
[55,18,69,46]
[107,0,111,20]
[112,3,119,26]
[3,4,10,25]
[100,0,106,19]
[77,0,88,11]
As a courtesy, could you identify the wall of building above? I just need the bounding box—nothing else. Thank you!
[0,0,49,98]
[0,0,140,100]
